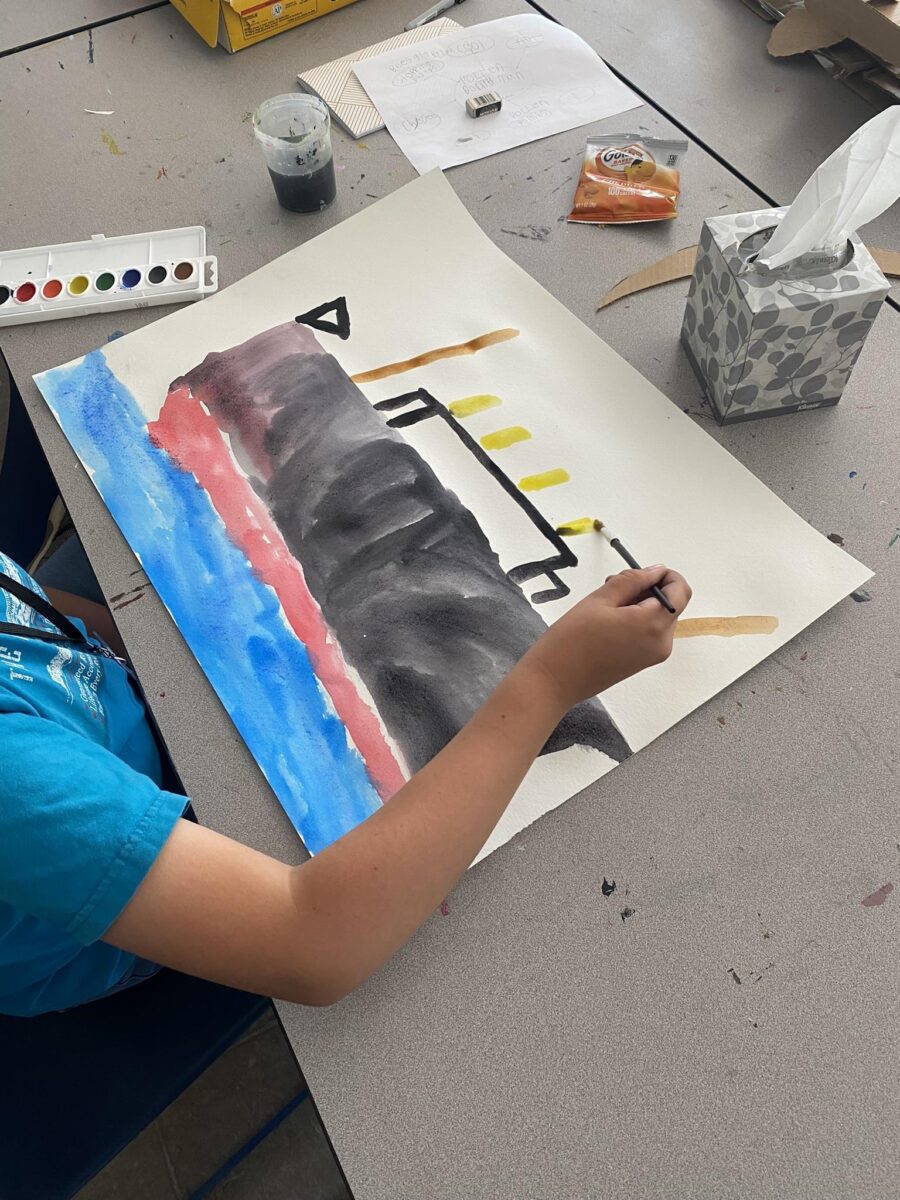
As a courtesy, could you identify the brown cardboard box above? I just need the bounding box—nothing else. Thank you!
[768,0,900,65]
[169,0,360,53]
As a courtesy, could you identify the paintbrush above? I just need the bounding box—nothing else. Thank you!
[592,520,676,614]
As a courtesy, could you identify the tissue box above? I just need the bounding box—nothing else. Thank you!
[681,207,888,424]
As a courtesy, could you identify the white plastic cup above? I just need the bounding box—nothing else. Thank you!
[252,94,336,214]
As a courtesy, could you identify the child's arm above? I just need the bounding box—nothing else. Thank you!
[104,566,690,1005]
[43,587,128,658]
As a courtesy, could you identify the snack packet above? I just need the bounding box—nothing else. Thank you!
[568,135,688,224]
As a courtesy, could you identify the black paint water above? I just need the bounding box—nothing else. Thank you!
[268,158,336,213]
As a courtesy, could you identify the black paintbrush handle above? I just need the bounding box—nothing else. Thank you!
[608,538,677,614]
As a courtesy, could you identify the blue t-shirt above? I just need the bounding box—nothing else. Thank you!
[0,552,185,1016]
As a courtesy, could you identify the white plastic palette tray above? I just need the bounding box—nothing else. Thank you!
[0,226,218,326]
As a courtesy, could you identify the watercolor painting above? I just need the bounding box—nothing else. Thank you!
[156,317,631,777]
[35,171,871,861]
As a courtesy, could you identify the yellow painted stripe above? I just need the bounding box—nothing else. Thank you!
[449,394,502,418]
[480,426,531,450]
[518,468,570,492]
[556,517,596,536]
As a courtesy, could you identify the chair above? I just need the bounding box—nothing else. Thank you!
[0,968,271,1200]
[0,372,60,569]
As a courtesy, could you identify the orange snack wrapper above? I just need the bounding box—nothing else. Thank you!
[568,135,688,225]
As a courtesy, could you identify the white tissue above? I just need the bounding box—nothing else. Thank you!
[756,107,900,271]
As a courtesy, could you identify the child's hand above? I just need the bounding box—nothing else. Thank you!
[521,566,692,712]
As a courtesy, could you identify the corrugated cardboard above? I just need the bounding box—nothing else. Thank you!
[597,246,698,308]
[767,0,900,65]
[170,0,360,53]
[865,66,900,98]
[767,5,841,55]
[597,243,900,308]
[811,0,900,60]
[747,0,899,103]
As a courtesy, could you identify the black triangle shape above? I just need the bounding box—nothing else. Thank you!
[295,297,351,341]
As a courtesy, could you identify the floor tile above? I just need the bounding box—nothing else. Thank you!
[207,1094,352,1200]
[76,1120,178,1200]
[157,1017,304,1196]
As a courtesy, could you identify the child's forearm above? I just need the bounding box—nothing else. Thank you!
[105,567,688,1007]
[290,658,566,997]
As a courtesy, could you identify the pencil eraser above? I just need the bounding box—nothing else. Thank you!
[465,92,503,118]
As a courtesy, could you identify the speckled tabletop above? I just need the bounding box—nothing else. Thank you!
[2,2,898,1196]
[0,0,160,55]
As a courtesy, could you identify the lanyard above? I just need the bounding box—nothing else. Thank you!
[0,569,188,794]
[0,570,118,661]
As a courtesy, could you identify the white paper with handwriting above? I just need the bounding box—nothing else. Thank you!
[352,13,640,174]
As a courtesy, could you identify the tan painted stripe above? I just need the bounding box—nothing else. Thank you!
[351,328,519,384]
[674,616,779,639]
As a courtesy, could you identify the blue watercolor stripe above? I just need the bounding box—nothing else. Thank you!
[37,349,381,854]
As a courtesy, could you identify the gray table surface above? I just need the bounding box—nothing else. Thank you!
[0,0,162,55]
[538,0,900,267]
[2,3,899,1198]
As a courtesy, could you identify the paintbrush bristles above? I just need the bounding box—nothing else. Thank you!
[593,518,609,537]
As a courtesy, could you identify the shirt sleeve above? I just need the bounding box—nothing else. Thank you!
[0,712,187,944]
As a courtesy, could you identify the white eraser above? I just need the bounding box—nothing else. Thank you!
[465,92,503,118]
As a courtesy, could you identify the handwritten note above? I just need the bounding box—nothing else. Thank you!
[297,18,462,140]
[353,14,640,174]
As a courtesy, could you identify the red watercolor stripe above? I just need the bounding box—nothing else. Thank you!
[149,384,406,802]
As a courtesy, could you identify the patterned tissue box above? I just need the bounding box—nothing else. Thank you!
[681,207,888,424]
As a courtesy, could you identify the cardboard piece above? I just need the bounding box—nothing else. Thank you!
[872,245,900,274]
[297,19,462,140]
[757,0,900,103]
[766,0,900,64]
[598,246,698,308]
[169,0,359,53]
[810,0,900,61]
[864,67,900,99]
[767,4,841,55]
[597,244,900,308]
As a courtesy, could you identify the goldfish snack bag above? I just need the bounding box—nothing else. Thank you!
[568,135,688,224]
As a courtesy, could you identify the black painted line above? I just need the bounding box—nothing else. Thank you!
[0,2,167,59]
[375,388,577,603]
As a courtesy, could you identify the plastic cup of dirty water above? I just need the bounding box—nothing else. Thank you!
[252,94,337,214]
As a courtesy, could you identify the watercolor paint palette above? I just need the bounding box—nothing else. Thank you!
[0,226,217,327]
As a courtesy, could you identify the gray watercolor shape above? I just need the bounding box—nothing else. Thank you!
[172,321,632,774]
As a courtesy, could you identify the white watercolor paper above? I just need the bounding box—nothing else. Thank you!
[352,13,640,174]
[35,171,871,863]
